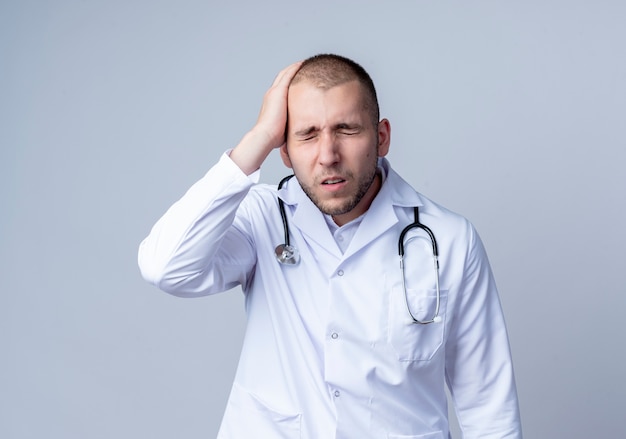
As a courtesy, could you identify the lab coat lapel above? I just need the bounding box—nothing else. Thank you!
[343,162,424,261]
[341,177,398,261]
[277,160,423,262]
[342,198,398,261]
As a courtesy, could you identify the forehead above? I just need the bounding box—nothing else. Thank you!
[287,80,369,126]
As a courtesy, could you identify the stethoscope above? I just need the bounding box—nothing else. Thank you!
[274,174,441,325]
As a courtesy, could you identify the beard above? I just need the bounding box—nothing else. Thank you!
[298,156,379,217]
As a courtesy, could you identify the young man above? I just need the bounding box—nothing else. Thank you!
[138,54,522,438]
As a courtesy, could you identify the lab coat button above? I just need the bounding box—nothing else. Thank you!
[337,269,344,276]
[331,332,339,339]
[334,390,340,397]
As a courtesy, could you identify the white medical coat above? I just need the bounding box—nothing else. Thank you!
[138,153,522,439]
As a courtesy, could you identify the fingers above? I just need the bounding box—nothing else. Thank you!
[271,61,303,88]
[255,61,302,142]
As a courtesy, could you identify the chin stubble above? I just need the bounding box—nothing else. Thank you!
[300,162,378,217]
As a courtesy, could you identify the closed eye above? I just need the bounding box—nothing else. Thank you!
[335,123,362,135]
[294,127,319,141]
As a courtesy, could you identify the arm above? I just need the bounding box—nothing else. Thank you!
[137,62,302,297]
[445,225,522,438]
[137,154,258,296]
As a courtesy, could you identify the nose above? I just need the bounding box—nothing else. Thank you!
[318,131,339,166]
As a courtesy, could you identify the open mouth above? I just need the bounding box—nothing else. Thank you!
[322,178,346,185]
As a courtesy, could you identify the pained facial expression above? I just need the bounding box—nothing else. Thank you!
[280,80,390,225]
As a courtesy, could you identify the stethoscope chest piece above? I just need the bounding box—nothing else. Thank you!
[275,244,300,265]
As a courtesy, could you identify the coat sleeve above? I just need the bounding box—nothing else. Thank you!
[137,152,259,297]
[444,223,522,438]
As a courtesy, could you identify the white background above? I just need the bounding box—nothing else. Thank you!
[2,1,625,437]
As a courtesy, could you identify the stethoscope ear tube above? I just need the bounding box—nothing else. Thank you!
[399,207,438,260]
[398,206,441,325]
[275,175,299,265]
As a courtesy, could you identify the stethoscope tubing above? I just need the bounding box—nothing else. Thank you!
[275,176,441,324]
[399,207,441,324]
[277,174,296,248]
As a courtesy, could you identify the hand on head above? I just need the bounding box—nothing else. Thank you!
[256,62,303,149]
[230,61,302,175]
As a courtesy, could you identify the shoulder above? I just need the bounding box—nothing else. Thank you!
[385,162,476,239]
[413,192,479,249]
[418,193,470,226]
[248,183,278,198]
[239,183,279,214]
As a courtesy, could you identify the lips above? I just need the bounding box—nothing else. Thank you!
[319,176,348,194]
[322,178,346,185]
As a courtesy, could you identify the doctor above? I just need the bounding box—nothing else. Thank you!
[138,54,522,438]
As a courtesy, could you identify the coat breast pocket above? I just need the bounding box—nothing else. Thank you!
[388,286,448,362]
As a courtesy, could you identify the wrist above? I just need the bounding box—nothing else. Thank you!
[230,129,274,175]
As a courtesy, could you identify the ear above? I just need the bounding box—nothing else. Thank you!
[280,143,293,168]
[377,118,391,157]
